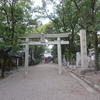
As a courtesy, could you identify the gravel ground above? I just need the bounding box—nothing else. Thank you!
[0,64,99,100]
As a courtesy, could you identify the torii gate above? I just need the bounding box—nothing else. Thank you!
[19,33,71,74]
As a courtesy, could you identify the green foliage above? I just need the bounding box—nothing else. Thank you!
[53,58,58,64]
[29,59,40,66]
[0,0,40,77]
[29,45,45,59]
[41,0,100,66]
[51,45,57,58]
[0,0,36,51]
[39,21,54,33]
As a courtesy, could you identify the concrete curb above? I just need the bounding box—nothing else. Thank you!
[81,76,100,91]
[63,68,100,98]
[64,67,100,92]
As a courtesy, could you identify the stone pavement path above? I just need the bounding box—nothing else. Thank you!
[0,64,99,100]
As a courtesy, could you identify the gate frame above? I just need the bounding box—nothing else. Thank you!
[19,33,71,74]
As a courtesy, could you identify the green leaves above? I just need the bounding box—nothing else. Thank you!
[0,0,37,57]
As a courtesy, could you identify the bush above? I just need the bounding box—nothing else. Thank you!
[29,59,40,66]
[53,58,58,64]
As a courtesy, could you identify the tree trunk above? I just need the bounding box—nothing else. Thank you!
[69,40,73,65]
[9,58,12,71]
[1,48,11,78]
[1,56,7,78]
[69,30,74,65]
[94,32,100,70]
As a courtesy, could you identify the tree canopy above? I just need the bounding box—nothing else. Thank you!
[0,0,41,78]
[41,0,100,69]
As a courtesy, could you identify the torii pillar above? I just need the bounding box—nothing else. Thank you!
[25,38,29,74]
[57,37,62,74]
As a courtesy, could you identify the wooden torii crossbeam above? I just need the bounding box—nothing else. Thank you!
[19,33,71,74]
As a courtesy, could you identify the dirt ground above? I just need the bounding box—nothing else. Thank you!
[84,71,100,87]
[0,66,22,79]
[67,67,100,93]
[0,64,99,100]
[1,67,100,88]
[1,66,100,94]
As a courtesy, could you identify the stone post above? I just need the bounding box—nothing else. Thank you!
[57,37,62,74]
[63,55,67,66]
[80,30,88,68]
[25,38,29,74]
[76,52,81,67]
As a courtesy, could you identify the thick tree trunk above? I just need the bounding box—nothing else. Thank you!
[1,56,7,78]
[94,32,100,70]
[69,41,73,65]
[69,52,72,64]
[1,48,11,78]
[69,30,74,65]
[9,58,12,71]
